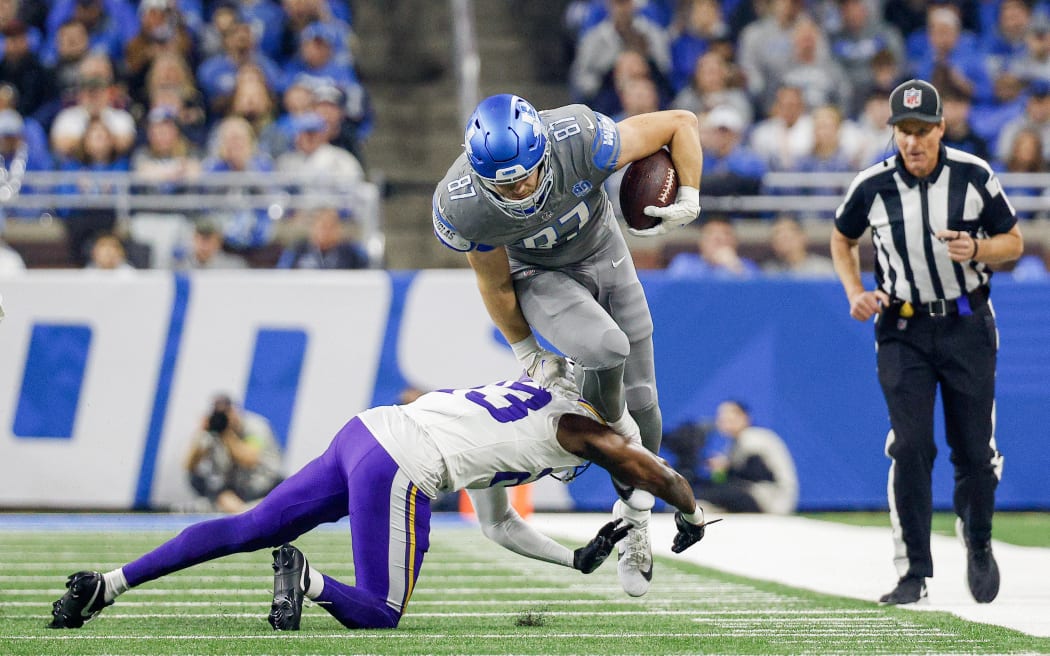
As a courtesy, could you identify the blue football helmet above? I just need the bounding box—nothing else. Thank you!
[464,94,554,219]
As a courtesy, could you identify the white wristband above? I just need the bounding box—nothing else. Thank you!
[510,334,540,361]
[682,505,705,525]
[678,186,700,206]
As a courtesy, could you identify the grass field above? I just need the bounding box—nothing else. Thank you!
[1,514,1048,656]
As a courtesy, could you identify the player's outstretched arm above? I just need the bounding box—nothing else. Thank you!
[556,414,718,553]
[468,488,627,573]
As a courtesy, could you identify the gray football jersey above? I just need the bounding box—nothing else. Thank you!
[433,104,623,269]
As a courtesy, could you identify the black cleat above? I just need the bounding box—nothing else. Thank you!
[48,571,112,628]
[957,518,1000,603]
[269,543,310,630]
[878,575,928,605]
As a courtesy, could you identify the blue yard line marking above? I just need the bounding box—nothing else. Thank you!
[133,274,191,509]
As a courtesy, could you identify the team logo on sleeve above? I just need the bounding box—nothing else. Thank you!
[572,181,593,197]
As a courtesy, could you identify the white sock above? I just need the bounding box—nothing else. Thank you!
[305,566,324,599]
[616,498,650,526]
[102,568,128,603]
[609,410,641,444]
[624,489,655,512]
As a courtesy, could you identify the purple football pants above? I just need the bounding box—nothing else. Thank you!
[122,416,432,629]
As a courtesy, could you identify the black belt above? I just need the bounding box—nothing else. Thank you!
[895,286,989,317]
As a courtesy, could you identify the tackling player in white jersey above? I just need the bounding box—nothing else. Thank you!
[433,94,704,596]
[49,378,718,631]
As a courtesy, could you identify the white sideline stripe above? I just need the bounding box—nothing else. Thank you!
[529,513,1050,638]
[10,610,900,619]
[8,586,782,598]
[5,599,851,609]
[0,631,933,640]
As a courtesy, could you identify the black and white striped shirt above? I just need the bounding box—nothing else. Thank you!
[835,145,1017,304]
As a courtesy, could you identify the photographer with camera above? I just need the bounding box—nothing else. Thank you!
[185,394,283,513]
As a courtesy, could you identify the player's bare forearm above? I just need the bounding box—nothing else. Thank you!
[467,248,531,343]
[616,110,702,187]
[558,414,698,514]
[611,447,697,514]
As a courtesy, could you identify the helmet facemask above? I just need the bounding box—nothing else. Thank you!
[465,94,556,220]
[476,141,554,219]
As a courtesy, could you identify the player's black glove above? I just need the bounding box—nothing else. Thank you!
[573,519,630,573]
[672,512,723,553]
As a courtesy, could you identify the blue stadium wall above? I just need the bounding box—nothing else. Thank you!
[1,270,1047,511]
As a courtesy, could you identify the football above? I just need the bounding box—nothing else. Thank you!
[619,149,679,231]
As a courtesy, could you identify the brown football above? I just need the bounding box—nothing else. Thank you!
[619,149,679,231]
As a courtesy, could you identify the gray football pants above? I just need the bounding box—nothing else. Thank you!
[513,251,661,454]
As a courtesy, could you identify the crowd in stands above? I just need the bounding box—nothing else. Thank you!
[0,0,1047,276]
[564,0,1050,221]
[0,0,373,270]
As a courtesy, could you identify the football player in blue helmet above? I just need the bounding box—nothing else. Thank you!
[433,92,704,599]
[464,94,555,220]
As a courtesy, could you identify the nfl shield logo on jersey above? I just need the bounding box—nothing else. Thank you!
[903,88,922,109]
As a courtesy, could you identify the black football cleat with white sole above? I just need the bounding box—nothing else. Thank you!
[878,575,928,605]
[48,571,112,628]
[269,543,310,630]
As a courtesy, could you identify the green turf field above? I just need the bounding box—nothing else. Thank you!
[804,511,1050,548]
[1,518,1048,656]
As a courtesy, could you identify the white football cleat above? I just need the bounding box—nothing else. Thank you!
[613,499,652,597]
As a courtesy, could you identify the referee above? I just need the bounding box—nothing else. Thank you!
[830,79,1024,606]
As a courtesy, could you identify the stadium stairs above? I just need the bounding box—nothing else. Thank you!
[356,0,572,269]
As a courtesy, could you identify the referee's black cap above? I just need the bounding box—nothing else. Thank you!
[888,79,943,125]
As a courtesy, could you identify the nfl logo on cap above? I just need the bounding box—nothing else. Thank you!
[888,79,943,125]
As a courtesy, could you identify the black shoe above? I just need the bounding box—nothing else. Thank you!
[956,517,1000,603]
[269,543,310,630]
[966,545,1000,603]
[878,576,928,605]
[48,571,112,628]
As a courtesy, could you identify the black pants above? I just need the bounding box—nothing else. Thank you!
[875,300,1002,579]
[693,480,762,513]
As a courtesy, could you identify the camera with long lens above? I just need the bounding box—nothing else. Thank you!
[207,396,232,434]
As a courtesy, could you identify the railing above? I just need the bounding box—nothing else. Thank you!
[451,0,481,128]
[1,171,385,267]
[3,169,1049,268]
[705,172,1050,216]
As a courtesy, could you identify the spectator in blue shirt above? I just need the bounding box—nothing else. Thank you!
[56,117,130,265]
[238,0,285,61]
[982,0,1036,76]
[281,21,358,91]
[665,216,760,279]
[698,105,766,197]
[198,115,275,251]
[276,205,369,270]
[43,0,137,65]
[909,4,993,103]
[196,18,283,118]
[277,0,352,64]
[668,0,728,93]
